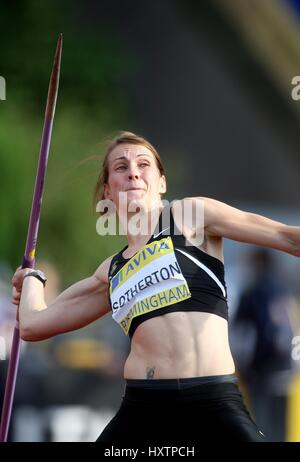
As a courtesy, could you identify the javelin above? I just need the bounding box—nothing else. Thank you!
[0,34,63,442]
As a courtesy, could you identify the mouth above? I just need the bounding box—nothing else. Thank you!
[125,188,145,191]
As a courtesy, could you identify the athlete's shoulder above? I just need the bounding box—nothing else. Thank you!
[176,196,213,204]
[174,197,225,219]
[171,197,209,232]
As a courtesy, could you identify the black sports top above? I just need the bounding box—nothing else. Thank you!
[108,203,228,338]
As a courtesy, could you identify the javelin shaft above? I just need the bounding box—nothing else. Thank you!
[0,34,63,442]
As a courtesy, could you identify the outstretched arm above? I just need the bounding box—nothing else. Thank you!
[199,197,300,256]
[12,256,113,341]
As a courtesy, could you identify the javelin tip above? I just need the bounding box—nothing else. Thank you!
[45,34,63,120]
[54,34,63,69]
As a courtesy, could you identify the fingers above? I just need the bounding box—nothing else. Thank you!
[11,272,22,292]
[12,267,31,285]
[11,267,32,305]
[12,286,21,306]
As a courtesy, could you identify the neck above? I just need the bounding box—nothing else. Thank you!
[119,201,164,247]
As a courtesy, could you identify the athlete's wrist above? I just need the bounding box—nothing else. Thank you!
[23,270,47,287]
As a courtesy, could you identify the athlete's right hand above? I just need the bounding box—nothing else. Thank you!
[11,267,35,306]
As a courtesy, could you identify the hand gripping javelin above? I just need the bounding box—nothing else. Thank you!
[0,34,63,442]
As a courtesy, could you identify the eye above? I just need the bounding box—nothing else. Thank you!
[115,165,127,171]
[139,162,149,168]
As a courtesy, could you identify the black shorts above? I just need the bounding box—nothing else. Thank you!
[96,374,266,444]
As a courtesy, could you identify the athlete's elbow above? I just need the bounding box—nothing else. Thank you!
[280,226,300,257]
[289,245,300,258]
[19,324,38,342]
[279,241,300,258]
[19,319,49,342]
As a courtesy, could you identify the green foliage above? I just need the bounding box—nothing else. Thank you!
[0,0,131,284]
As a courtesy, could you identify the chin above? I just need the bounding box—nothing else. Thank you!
[127,198,147,213]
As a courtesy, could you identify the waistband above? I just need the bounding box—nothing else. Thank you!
[126,373,237,390]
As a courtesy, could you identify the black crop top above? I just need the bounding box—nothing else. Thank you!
[108,203,228,338]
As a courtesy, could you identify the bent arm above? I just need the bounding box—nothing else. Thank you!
[19,257,112,341]
[199,197,300,256]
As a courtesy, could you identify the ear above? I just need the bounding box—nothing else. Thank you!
[159,175,167,194]
[103,183,111,199]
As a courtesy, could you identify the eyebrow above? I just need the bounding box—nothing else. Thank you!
[111,153,152,164]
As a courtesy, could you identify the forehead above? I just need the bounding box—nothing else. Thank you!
[108,143,154,163]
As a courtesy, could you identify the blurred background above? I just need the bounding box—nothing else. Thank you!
[1,0,300,442]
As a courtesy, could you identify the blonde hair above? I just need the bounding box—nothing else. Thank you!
[93,131,166,213]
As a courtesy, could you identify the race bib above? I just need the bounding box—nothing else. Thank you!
[110,237,191,334]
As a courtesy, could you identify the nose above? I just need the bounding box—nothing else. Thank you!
[128,165,140,180]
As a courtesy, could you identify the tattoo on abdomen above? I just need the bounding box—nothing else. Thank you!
[146,367,155,379]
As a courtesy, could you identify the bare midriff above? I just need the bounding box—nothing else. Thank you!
[123,311,235,379]
[122,202,234,380]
